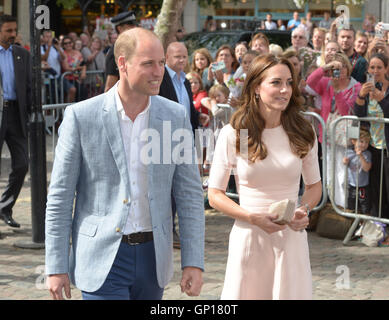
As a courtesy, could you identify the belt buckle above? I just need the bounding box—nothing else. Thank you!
[127,233,140,245]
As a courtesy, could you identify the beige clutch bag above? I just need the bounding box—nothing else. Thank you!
[269,199,295,225]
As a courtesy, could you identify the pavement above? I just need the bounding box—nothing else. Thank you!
[1,136,389,300]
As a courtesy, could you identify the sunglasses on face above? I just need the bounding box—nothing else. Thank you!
[63,41,72,45]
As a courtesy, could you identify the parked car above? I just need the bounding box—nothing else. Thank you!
[183,29,292,59]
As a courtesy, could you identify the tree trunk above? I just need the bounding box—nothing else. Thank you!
[77,0,94,29]
[116,0,136,11]
[154,0,187,51]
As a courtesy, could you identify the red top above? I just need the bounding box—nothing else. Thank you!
[193,90,208,115]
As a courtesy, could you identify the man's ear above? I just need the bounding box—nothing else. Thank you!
[117,56,127,72]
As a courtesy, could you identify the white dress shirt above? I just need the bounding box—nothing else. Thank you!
[115,83,153,234]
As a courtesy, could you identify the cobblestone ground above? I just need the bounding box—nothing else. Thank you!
[0,137,388,300]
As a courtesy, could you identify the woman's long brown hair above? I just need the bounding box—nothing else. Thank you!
[230,54,315,162]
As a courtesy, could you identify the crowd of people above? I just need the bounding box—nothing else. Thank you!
[2,8,389,301]
[41,11,389,299]
[40,27,113,104]
[192,13,389,220]
[187,12,389,298]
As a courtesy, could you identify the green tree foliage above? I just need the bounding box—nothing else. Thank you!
[56,0,77,10]
[55,0,233,11]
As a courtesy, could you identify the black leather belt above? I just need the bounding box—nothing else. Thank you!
[3,100,17,108]
[122,232,153,245]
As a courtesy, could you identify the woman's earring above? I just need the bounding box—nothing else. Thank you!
[255,94,259,99]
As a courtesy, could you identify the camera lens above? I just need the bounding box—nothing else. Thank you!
[333,69,340,78]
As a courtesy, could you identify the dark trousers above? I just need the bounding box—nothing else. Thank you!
[347,185,370,214]
[0,102,29,216]
[368,145,389,219]
[81,241,164,300]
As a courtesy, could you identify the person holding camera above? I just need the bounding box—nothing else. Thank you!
[207,54,322,299]
[61,36,86,103]
[41,30,66,104]
[354,53,389,220]
[208,45,239,87]
[307,52,361,207]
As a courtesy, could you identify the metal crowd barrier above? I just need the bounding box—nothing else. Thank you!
[303,111,328,212]
[59,70,105,104]
[41,70,105,137]
[40,100,389,247]
[328,115,389,245]
[212,110,328,207]
[42,103,73,155]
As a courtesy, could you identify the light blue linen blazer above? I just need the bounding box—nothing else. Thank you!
[45,87,205,292]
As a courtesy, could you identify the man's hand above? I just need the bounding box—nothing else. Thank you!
[47,273,72,300]
[180,267,203,297]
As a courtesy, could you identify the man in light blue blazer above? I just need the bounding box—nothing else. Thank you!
[45,28,205,300]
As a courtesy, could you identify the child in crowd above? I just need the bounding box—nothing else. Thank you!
[249,32,270,56]
[343,129,372,214]
[229,50,259,100]
[190,48,214,91]
[186,71,209,117]
[202,84,230,127]
[201,84,231,169]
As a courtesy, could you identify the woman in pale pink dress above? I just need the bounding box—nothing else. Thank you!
[208,54,322,300]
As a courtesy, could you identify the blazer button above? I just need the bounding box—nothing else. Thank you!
[116,227,121,233]
[123,199,128,204]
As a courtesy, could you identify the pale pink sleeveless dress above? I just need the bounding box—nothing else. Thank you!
[208,124,321,300]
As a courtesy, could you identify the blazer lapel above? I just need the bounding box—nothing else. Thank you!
[102,88,131,195]
[147,96,166,197]
[12,47,22,101]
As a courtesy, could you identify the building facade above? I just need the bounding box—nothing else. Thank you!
[0,0,388,45]
[184,0,389,33]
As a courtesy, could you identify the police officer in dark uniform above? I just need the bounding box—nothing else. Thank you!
[104,11,138,92]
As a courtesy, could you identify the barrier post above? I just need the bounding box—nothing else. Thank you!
[14,0,47,249]
[328,115,389,245]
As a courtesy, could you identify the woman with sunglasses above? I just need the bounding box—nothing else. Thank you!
[61,35,86,102]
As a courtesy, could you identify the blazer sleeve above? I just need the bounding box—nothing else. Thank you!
[172,109,205,271]
[45,106,82,275]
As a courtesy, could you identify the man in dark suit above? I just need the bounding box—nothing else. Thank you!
[158,42,208,248]
[159,42,209,132]
[0,15,31,228]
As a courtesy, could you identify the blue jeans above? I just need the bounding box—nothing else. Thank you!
[81,240,164,300]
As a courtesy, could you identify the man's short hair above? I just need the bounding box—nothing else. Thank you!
[0,14,17,29]
[114,28,158,64]
[338,27,356,38]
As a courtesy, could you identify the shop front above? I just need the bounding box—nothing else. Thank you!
[198,0,365,31]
